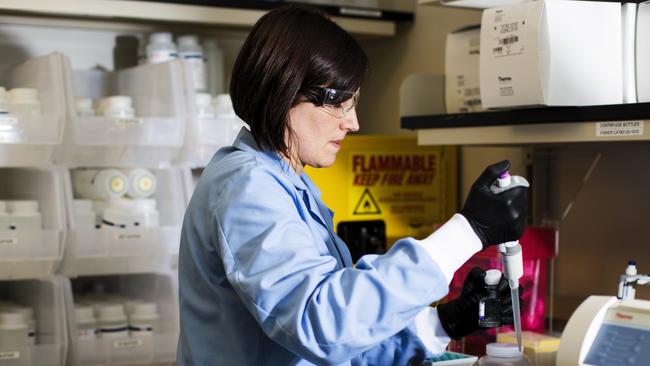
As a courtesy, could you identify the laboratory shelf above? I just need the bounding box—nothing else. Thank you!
[402,103,650,145]
[0,0,396,37]
[0,53,67,167]
[0,167,66,280]
[418,0,646,9]
[60,167,184,277]
[0,277,68,366]
[64,273,179,366]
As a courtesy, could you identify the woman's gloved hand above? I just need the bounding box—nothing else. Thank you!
[437,267,522,339]
[460,160,528,248]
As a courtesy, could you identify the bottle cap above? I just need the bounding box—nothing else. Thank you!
[196,93,212,107]
[486,343,523,358]
[497,171,512,188]
[485,269,502,286]
[149,32,173,44]
[98,304,126,321]
[8,88,39,103]
[177,35,199,46]
[131,302,158,317]
[127,169,157,198]
[7,200,39,214]
[73,199,94,213]
[75,306,95,321]
[76,97,93,110]
[105,96,132,109]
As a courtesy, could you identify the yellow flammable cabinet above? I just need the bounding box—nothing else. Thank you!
[306,135,457,248]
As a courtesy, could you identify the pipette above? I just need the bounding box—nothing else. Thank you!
[491,171,529,352]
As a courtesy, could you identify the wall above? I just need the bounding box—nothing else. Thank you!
[358,5,481,135]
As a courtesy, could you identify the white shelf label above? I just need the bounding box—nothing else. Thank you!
[113,338,143,349]
[596,120,644,137]
[0,237,18,246]
[111,117,143,126]
[0,351,20,360]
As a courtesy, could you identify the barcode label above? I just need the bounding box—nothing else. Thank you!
[0,351,20,360]
[113,339,143,349]
[499,36,519,45]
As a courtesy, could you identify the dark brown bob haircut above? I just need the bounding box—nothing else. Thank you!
[230,4,368,157]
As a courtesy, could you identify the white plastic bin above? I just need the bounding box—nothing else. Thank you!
[59,60,188,168]
[60,168,184,276]
[64,273,179,366]
[0,277,67,366]
[0,53,67,167]
[0,168,65,280]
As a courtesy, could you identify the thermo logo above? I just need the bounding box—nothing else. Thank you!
[498,76,512,82]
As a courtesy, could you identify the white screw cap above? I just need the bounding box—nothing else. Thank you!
[486,343,523,358]
[485,269,502,286]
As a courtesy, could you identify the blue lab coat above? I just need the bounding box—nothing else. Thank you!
[177,128,467,365]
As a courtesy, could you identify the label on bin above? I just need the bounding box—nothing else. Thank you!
[113,339,143,349]
[111,117,143,126]
[0,237,18,246]
[115,232,143,240]
[0,351,20,360]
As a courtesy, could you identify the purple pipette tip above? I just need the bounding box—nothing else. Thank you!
[499,171,510,179]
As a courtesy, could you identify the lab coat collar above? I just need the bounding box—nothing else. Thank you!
[232,128,309,192]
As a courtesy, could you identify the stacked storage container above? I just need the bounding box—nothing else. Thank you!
[58,59,190,365]
[0,53,69,366]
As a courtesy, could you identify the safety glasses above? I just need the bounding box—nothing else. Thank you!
[299,86,359,119]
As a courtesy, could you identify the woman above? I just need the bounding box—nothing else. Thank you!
[177,5,527,365]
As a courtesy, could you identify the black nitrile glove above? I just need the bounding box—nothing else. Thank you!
[437,267,523,339]
[459,160,528,248]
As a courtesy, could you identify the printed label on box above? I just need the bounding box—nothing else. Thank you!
[113,338,143,349]
[596,120,644,137]
[0,351,20,360]
[115,232,143,240]
[0,237,18,246]
[488,7,528,58]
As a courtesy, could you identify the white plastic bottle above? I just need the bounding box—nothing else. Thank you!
[203,39,225,95]
[102,96,135,119]
[478,343,530,366]
[125,169,157,199]
[0,200,9,231]
[6,88,41,117]
[102,198,159,229]
[196,93,215,118]
[178,35,206,91]
[73,169,129,200]
[0,312,29,348]
[76,97,95,116]
[6,200,42,230]
[146,32,177,64]
[75,305,98,340]
[0,87,8,113]
[6,306,36,345]
[97,304,128,339]
[128,302,160,336]
[73,199,97,230]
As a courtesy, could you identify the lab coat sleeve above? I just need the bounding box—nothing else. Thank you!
[214,165,478,365]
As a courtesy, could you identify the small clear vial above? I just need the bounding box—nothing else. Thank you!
[0,312,29,348]
[6,88,42,117]
[178,35,206,91]
[479,269,502,327]
[75,305,98,340]
[125,169,157,199]
[97,303,128,339]
[128,302,160,336]
[6,200,42,231]
[146,32,178,64]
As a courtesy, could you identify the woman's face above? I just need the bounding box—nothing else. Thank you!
[287,99,359,172]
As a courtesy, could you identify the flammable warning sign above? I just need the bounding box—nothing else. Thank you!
[349,151,444,219]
